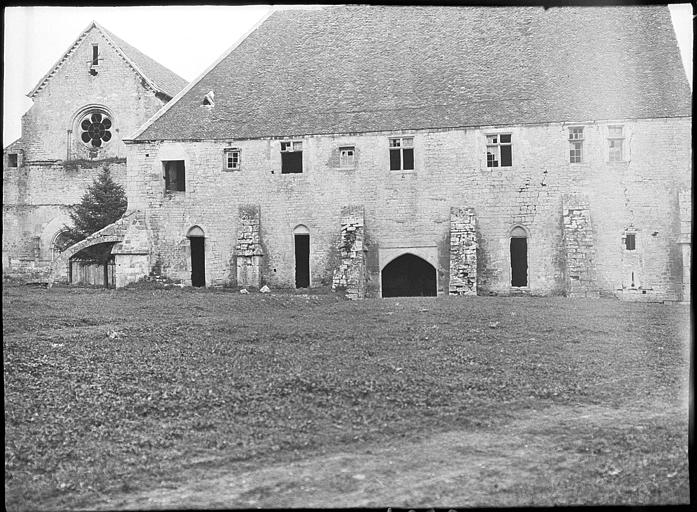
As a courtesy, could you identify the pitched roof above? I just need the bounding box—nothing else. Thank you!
[28,21,188,99]
[133,5,691,141]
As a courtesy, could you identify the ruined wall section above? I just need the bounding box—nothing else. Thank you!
[449,207,477,295]
[562,194,599,297]
[235,205,264,288]
[332,206,367,299]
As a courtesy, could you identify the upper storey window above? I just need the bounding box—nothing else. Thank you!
[339,146,356,168]
[608,126,625,162]
[486,134,512,167]
[92,44,99,66]
[389,137,414,171]
[223,148,241,171]
[281,141,303,174]
[568,127,584,163]
[80,111,112,148]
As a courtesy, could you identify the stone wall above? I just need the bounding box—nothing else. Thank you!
[124,116,691,297]
[332,206,367,299]
[562,194,598,297]
[235,205,264,288]
[449,207,477,295]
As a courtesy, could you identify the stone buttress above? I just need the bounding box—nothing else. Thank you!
[562,194,599,297]
[235,205,264,288]
[332,206,367,299]
[449,207,478,295]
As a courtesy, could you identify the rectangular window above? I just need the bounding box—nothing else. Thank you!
[7,153,18,167]
[625,233,636,250]
[339,146,355,168]
[92,45,99,66]
[608,126,624,162]
[569,127,584,163]
[486,134,512,168]
[223,148,241,171]
[389,137,414,171]
[281,141,303,174]
[164,160,186,192]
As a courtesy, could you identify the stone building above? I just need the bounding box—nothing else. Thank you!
[52,6,691,300]
[2,21,187,280]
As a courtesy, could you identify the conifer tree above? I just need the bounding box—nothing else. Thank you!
[62,167,127,262]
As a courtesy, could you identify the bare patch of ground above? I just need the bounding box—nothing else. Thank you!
[88,402,688,509]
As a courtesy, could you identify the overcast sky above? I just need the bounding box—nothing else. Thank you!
[3,4,693,147]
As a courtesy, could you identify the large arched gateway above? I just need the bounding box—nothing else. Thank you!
[381,254,437,297]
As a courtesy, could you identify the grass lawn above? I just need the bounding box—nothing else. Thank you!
[3,285,691,509]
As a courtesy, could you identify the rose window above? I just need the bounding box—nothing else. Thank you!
[80,112,112,148]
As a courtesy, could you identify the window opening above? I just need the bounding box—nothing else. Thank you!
[295,233,310,288]
[569,127,584,163]
[486,134,512,167]
[92,45,99,66]
[608,126,624,162]
[281,141,303,174]
[625,232,636,250]
[7,153,18,167]
[224,148,241,171]
[339,146,355,168]
[79,111,112,148]
[381,254,436,297]
[164,160,186,192]
[389,137,414,171]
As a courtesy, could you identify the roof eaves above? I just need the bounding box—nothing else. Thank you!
[125,7,277,142]
[27,20,97,98]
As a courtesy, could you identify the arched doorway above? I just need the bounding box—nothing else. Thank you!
[293,225,310,288]
[381,253,437,297]
[187,226,205,287]
[510,226,528,287]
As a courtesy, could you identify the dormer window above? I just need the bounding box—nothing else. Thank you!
[202,91,215,106]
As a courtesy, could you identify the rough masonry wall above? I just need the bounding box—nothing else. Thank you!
[562,194,598,297]
[235,205,264,288]
[331,206,367,299]
[125,116,690,296]
[449,207,477,295]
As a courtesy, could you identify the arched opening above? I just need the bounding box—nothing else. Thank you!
[381,253,437,297]
[187,226,205,287]
[69,242,117,288]
[510,226,528,287]
[51,230,71,262]
[293,225,310,288]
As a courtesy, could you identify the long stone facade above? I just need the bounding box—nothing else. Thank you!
[120,117,691,300]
